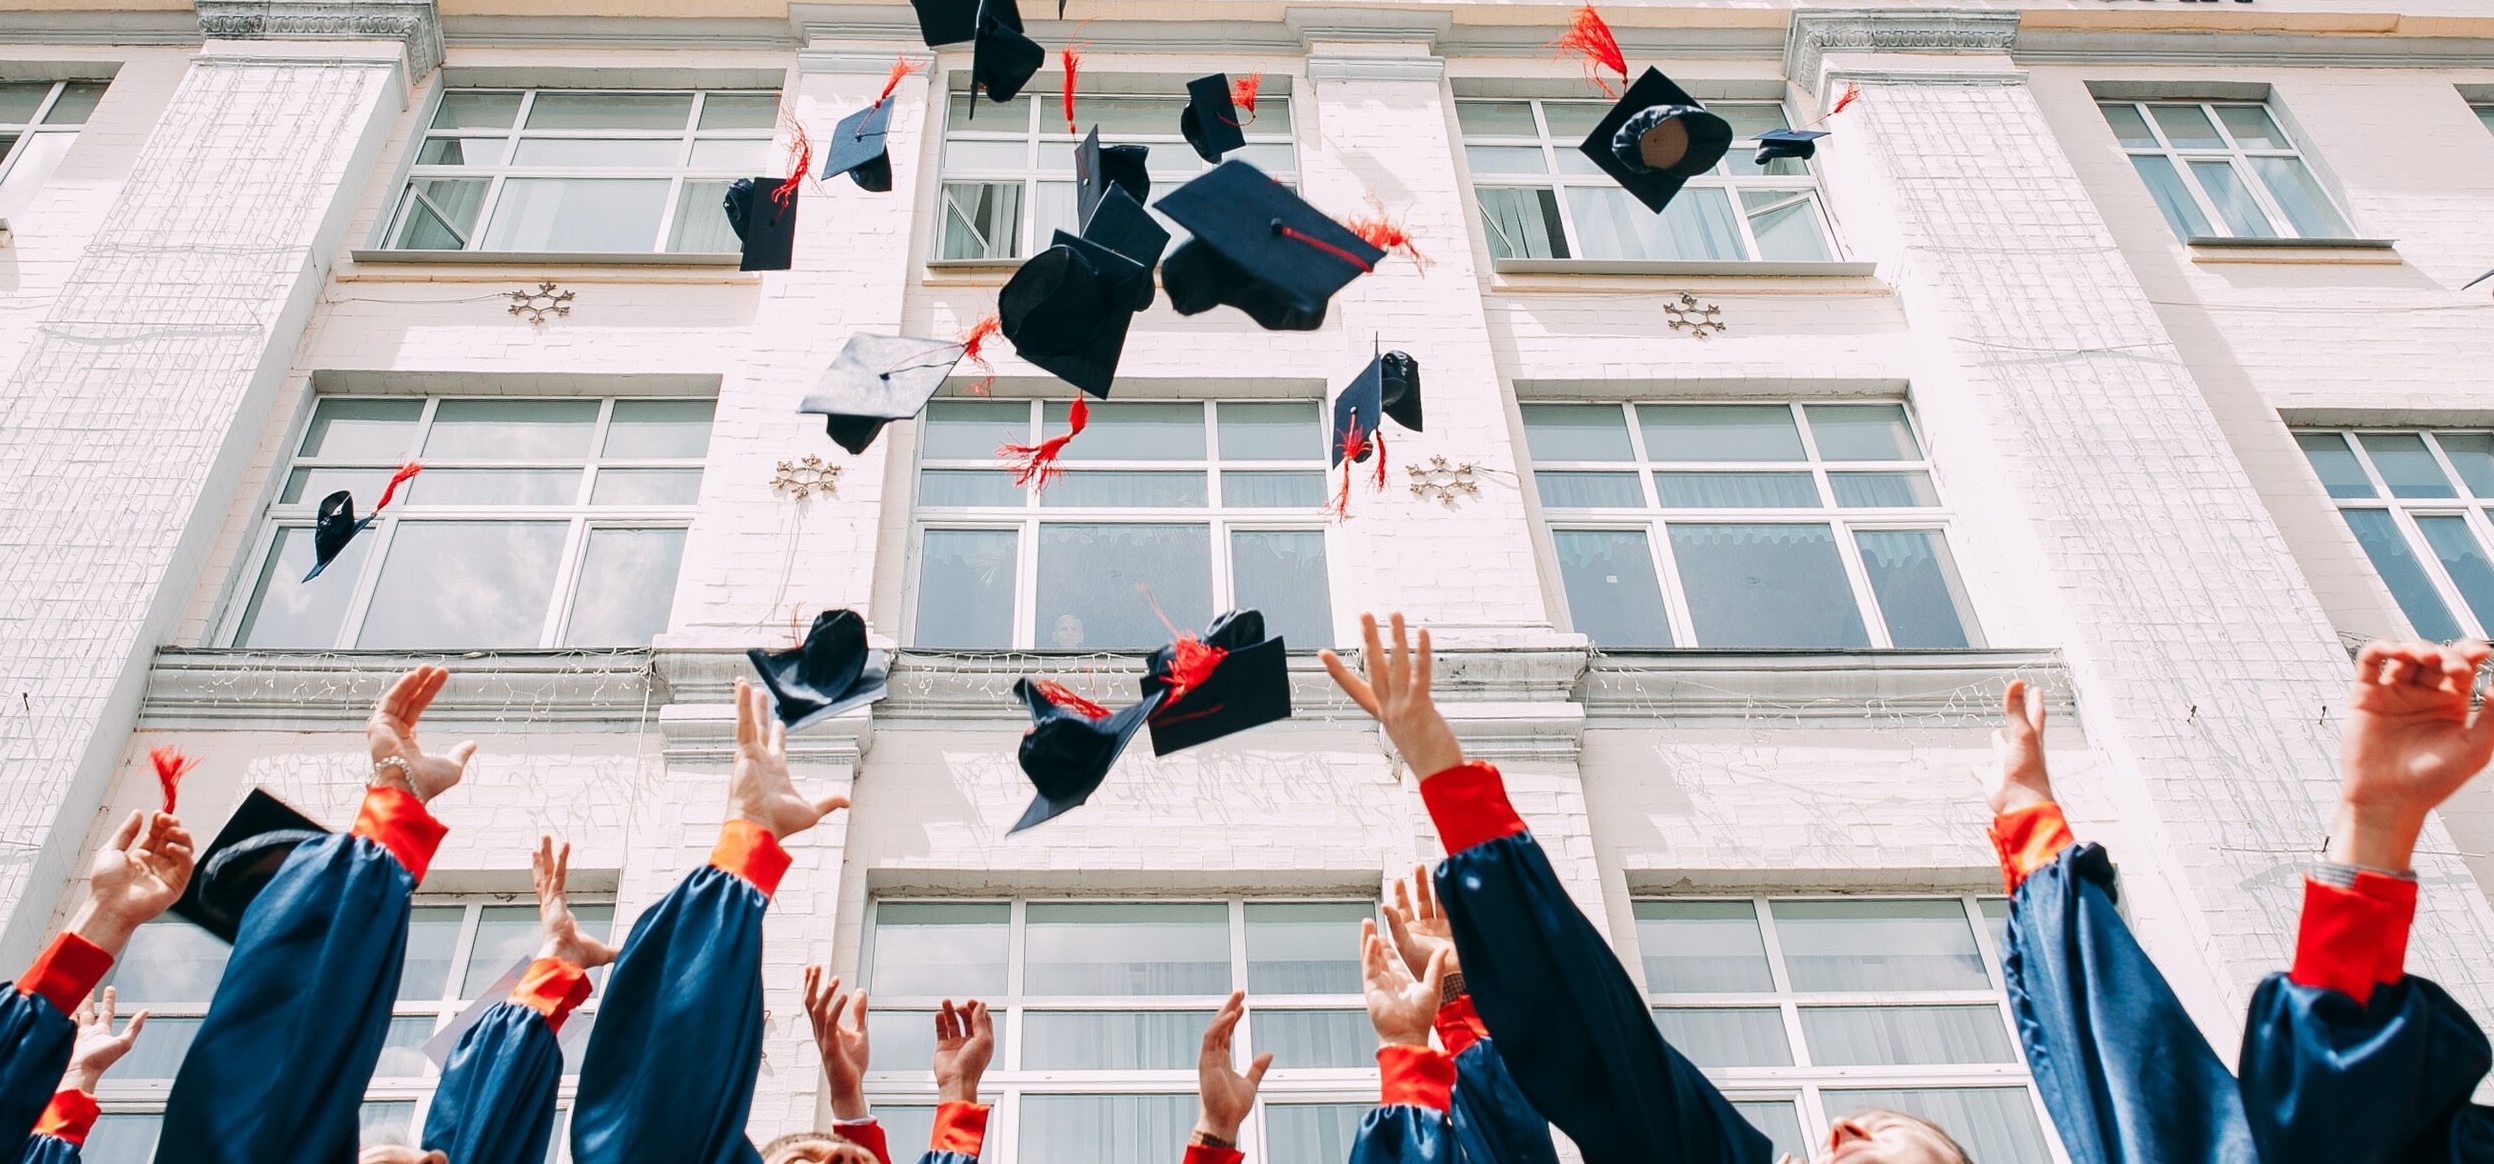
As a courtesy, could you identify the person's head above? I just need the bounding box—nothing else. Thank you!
[761,1131,882,1164]
[358,1147,447,1164]
[1816,1110,1972,1164]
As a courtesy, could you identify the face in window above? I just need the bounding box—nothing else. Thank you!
[1049,612,1085,648]
[1815,1110,1969,1164]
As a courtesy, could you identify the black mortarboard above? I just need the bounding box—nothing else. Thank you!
[1155,160,1384,332]
[1011,679,1165,834]
[1080,189,1168,311]
[303,464,420,582]
[749,609,891,730]
[1178,74,1246,164]
[909,0,976,45]
[1332,356,1384,467]
[1075,127,1152,222]
[1579,68,1733,215]
[2466,267,2494,292]
[1139,609,1291,756]
[723,177,799,271]
[1378,350,1422,432]
[801,334,969,455]
[823,100,896,192]
[1753,128,1828,165]
[969,0,1042,117]
[999,233,1145,398]
[170,788,329,944]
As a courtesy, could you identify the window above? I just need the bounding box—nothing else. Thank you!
[382,89,781,254]
[0,79,106,221]
[2098,100,2351,242]
[1526,402,1980,649]
[232,396,711,650]
[1636,896,2049,1164]
[909,400,1335,650]
[934,84,1296,261]
[2289,428,2494,640]
[1456,97,1833,264]
[864,899,1377,1164]
[2475,102,2494,136]
[91,898,615,1163]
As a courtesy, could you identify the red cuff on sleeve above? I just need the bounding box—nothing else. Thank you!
[351,785,449,882]
[32,1088,97,1145]
[507,956,593,1033]
[1989,802,2077,895]
[929,1101,990,1156]
[16,932,111,1017]
[2291,872,2419,1007]
[832,1117,890,1164]
[1183,1145,1246,1164]
[1434,994,1487,1058]
[1377,1043,1457,1112]
[1418,762,1527,854]
[709,819,792,899]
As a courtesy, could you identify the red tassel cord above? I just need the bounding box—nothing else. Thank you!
[371,462,423,513]
[150,746,194,814]
[957,314,1002,395]
[998,396,1089,491]
[1347,206,1428,273]
[1551,5,1627,96]
[1061,46,1084,133]
[1276,226,1375,274]
[772,122,812,210]
[1033,679,1111,720]
[877,55,922,106]
[1327,417,1385,520]
[1829,81,1862,117]
[1221,70,1264,128]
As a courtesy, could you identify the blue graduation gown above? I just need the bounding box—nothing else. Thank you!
[1421,763,1771,1164]
[421,959,583,1164]
[1347,1046,1462,1164]
[0,935,107,1155]
[155,788,446,1164]
[17,1089,100,1164]
[1436,1000,1557,1164]
[19,1135,74,1164]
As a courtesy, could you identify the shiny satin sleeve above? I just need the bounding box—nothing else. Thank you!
[0,936,108,1155]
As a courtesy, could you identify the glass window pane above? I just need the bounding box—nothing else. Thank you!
[2343,509,2464,640]
[1521,404,1633,461]
[1800,1005,2016,1066]
[1770,900,1988,992]
[360,1101,416,1148]
[1857,529,1980,649]
[2128,154,2213,240]
[459,905,541,997]
[409,468,581,505]
[1476,186,1568,261]
[1019,1095,1194,1164]
[604,399,714,457]
[1222,471,1327,507]
[1653,1007,1792,1067]
[1064,95,1188,136]
[425,400,600,460]
[699,92,783,130]
[1552,529,1673,647]
[1568,185,1744,261]
[480,177,671,252]
[1231,529,1333,648]
[236,526,368,649]
[2436,433,2494,498]
[374,1015,438,1078]
[1654,472,1819,508]
[1455,100,1539,136]
[943,138,1030,172]
[866,1009,938,1074]
[870,903,1010,997]
[1216,402,1322,460]
[919,469,1023,507]
[2215,104,2290,150]
[510,137,681,167]
[1745,194,1832,262]
[1265,1104,1369,1164]
[2247,154,2349,238]
[281,466,397,505]
[392,178,489,249]
[1023,902,1229,995]
[940,181,1021,260]
[84,1114,160,1164]
[435,91,523,129]
[1245,902,1369,993]
[2098,103,2157,148]
[1537,470,1645,508]
[359,521,567,648]
[2413,516,2494,632]
[1634,901,1773,993]
[1640,405,1805,462]
[2188,159,2277,239]
[1541,101,1608,139]
[1823,1088,2053,1164]
[1034,523,1211,650]
[2148,103,2224,148]
[2298,433,2376,498]
[2480,105,2494,136]
[914,529,1019,648]
[416,137,501,166]
[398,905,466,1001]
[590,468,703,505]
[1040,471,1208,508]
[1669,523,1869,648]
[525,92,693,130]
[0,82,52,123]
[1465,145,1549,174]
[1729,1101,1806,1163]
[669,178,741,252]
[1831,472,1939,508]
[1805,403,1919,460]
[1034,179,1079,242]
[922,401,1030,460]
[876,1107,938,1161]
[300,398,423,459]
[110,923,230,1005]
[1021,1010,1209,1069]
[1250,1009,1372,1068]
[2357,432,2457,498]
[1048,401,1204,460]
[110,1015,199,1079]
[688,138,771,170]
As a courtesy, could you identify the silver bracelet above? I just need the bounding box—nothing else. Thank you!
[2312,859,2417,887]
[372,756,415,784]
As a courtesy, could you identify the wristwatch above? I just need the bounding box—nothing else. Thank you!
[1188,1130,1236,1150]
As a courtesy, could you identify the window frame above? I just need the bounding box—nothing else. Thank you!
[2097,99,2352,242]
[2294,427,2494,640]
[0,79,106,219]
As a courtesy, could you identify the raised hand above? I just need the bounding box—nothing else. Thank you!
[532,837,617,970]
[803,966,872,1120]
[72,810,194,957]
[367,665,477,803]
[731,679,850,841]
[1383,866,1458,981]
[1194,991,1272,1145]
[1361,917,1445,1049]
[2332,640,2494,872]
[1982,678,2055,815]
[61,987,145,1093]
[931,999,995,1104]
[1320,613,1465,780]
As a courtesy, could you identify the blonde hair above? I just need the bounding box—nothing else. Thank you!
[1841,1109,1973,1164]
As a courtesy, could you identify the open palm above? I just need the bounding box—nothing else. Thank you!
[731,679,849,840]
[2342,641,2494,820]
[368,666,476,802]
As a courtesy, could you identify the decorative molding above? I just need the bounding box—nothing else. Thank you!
[139,648,664,731]
[350,249,740,268]
[799,49,935,76]
[2017,29,2494,71]
[441,15,797,51]
[506,281,574,325]
[1495,258,1879,279]
[1580,648,2073,727]
[1440,22,1786,62]
[0,12,201,46]
[1307,55,1446,84]
[196,0,444,77]
[1286,6,1451,48]
[1784,9,2020,95]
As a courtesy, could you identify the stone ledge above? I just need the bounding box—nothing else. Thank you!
[139,648,664,730]
[196,0,443,77]
[1581,648,2072,727]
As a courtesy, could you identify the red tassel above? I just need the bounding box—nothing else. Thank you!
[772,123,811,208]
[1829,82,1862,117]
[1228,70,1263,126]
[998,396,1089,490]
[1034,679,1111,720]
[1550,5,1628,96]
[1061,47,1083,132]
[1372,428,1389,491]
[958,314,1002,396]
[150,746,193,814]
[878,55,922,105]
[1277,226,1375,274]
[1347,208,1428,273]
[1327,417,1373,520]
[372,462,423,512]
[1162,635,1229,703]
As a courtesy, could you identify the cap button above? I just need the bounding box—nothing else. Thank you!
[1268,218,1286,235]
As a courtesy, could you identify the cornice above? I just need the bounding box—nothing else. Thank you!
[798,47,933,74]
[1580,648,2072,727]
[1284,6,1451,48]
[0,11,200,46]
[1785,8,2020,95]
[140,647,663,730]
[441,15,797,51]
[2015,28,2494,69]
[1307,54,1444,83]
[195,0,443,76]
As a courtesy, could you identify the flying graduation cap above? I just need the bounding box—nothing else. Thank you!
[748,609,892,730]
[1138,609,1291,756]
[1331,350,1423,467]
[1753,128,1828,165]
[1179,73,1247,164]
[724,176,801,271]
[1156,160,1385,333]
[999,232,1148,398]
[909,0,978,45]
[304,463,422,582]
[1010,679,1165,834]
[1076,129,1169,306]
[2466,267,2494,292]
[1579,67,1733,214]
[170,788,330,944]
[802,334,972,455]
[969,0,1043,117]
[1076,127,1152,220]
[824,60,921,194]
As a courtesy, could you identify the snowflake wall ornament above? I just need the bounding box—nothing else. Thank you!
[771,454,841,499]
[507,281,575,325]
[1663,292,1726,338]
[1407,456,1481,506]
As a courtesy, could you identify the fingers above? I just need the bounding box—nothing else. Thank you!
[1360,614,1392,706]
[850,989,869,1033]
[1244,1051,1273,1089]
[815,795,851,818]
[120,1009,146,1044]
[532,836,552,888]
[448,740,479,771]
[770,718,788,758]
[1413,627,1433,703]
[2002,678,2025,724]
[1389,877,1413,920]
[96,986,113,1028]
[1318,650,1383,718]
[1204,990,1245,1054]
[802,965,826,1012]
[1388,613,1410,695]
[968,998,993,1037]
[1381,896,1414,952]
[106,810,143,853]
[1418,945,1450,999]
[735,678,757,748]
[1413,866,1437,920]
[936,1000,960,1042]
[552,841,570,896]
[375,667,427,723]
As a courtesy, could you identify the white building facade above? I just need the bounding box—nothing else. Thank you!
[3,0,2494,1159]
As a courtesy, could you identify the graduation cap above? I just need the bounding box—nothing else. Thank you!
[1178,74,1247,164]
[909,0,977,45]
[801,334,970,455]
[303,464,421,582]
[823,101,896,192]
[1075,127,1152,223]
[1080,188,1168,311]
[1011,679,1165,834]
[169,789,329,944]
[1377,350,1422,432]
[1578,67,1733,214]
[968,0,1043,117]
[1156,160,1385,333]
[748,609,892,730]
[723,177,799,271]
[1138,609,1291,756]
[2466,267,2494,292]
[1753,128,1827,165]
[999,233,1146,398]
[1331,353,1404,467]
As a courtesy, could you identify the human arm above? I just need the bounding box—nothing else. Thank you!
[1183,991,1269,1164]
[918,1000,996,1162]
[1385,869,1561,1164]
